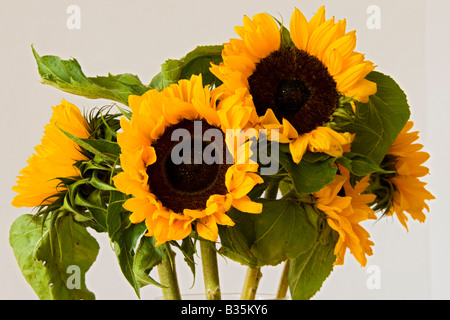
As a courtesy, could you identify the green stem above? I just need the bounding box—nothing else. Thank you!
[157,243,182,300]
[276,260,290,299]
[200,240,221,300]
[241,266,263,300]
[240,179,280,300]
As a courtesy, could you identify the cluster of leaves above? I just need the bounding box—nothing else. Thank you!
[10,43,410,300]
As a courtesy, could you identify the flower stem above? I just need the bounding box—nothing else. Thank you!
[276,260,290,299]
[200,240,221,300]
[157,243,182,300]
[241,266,263,300]
[240,179,280,300]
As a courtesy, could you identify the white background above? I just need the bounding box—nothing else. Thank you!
[1,0,449,299]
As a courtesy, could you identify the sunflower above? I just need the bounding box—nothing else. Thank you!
[211,6,375,163]
[314,167,376,266]
[113,74,263,246]
[12,100,91,208]
[372,121,434,230]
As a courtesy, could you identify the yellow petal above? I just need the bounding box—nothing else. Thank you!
[232,195,262,213]
[308,6,326,35]
[290,7,309,51]
[289,135,310,164]
[197,216,219,241]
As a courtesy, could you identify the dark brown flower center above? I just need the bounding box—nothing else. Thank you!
[147,119,230,213]
[248,47,340,134]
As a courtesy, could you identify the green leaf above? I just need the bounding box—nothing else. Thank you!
[9,215,52,299]
[149,59,184,91]
[32,46,150,105]
[105,190,147,297]
[171,238,197,288]
[180,45,224,87]
[250,199,317,266]
[219,199,318,267]
[278,151,337,194]
[288,215,338,300]
[133,236,164,288]
[12,214,100,300]
[345,71,411,164]
[113,222,147,297]
[150,45,223,90]
[337,152,394,177]
[218,207,258,268]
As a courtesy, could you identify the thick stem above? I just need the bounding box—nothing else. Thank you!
[200,240,221,300]
[241,267,262,300]
[276,260,290,299]
[157,243,182,300]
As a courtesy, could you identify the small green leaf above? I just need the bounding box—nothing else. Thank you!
[171,238,197,288]
[133,236,164,288]
[113,222,147,297]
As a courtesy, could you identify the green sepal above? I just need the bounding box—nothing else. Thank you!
[106,190,129,242]
[58,128,119,164]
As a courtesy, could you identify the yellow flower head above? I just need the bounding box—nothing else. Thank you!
[12,100,91,208]
[384,121,435,230]
[211,7,375,163]
[113,74,263,246]
[314,167,376,266]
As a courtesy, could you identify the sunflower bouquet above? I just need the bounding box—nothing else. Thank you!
[10,6,434,300]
